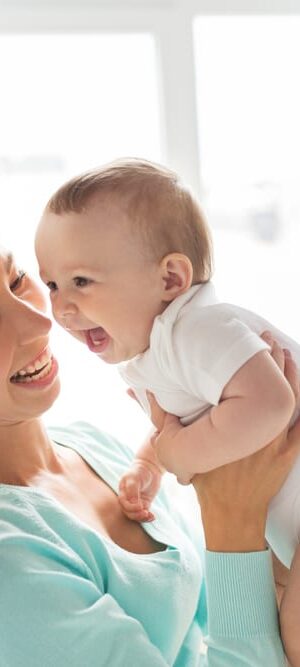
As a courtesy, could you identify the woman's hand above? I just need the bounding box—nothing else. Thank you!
[193,335,300,552]
[146,334,300,553]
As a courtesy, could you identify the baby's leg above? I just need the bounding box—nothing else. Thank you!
[280,545,300,666]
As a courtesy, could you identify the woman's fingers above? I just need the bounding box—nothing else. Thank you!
[261,330,285,372]
[285,417,300,460]
[127,388,140,404]
[283,349,300,401]
[146,391,166,431]
[261,331,298,405]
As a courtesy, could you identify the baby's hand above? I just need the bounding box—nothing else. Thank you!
[118,460,162,522]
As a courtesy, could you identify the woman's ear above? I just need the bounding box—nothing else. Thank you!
[160,253,193,302]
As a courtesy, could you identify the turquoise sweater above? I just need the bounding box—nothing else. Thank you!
[0,422,286,666]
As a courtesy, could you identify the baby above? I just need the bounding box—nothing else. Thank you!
[35,158,300,665]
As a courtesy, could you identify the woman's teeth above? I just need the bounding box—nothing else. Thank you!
[11,354,53,383]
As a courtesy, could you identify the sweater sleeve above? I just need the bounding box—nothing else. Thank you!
[199,549,287,666]
[0,546,168,667]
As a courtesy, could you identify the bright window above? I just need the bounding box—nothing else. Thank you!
[194,16,300,340]
[0,33,161,444]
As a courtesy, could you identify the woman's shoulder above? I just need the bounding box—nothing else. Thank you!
[48,420,139,497]
[47,422,202,544]
[49,421,135,466]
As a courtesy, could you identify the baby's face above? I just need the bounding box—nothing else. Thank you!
[35,199,166,363]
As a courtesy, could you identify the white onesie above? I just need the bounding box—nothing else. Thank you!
[119,282,300,567]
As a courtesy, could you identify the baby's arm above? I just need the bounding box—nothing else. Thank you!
[118,436,164,522]
[154,349,295,483]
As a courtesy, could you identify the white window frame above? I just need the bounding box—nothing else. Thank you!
[0,0,299,195]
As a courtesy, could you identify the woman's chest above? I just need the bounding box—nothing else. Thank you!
[39,448,166,555]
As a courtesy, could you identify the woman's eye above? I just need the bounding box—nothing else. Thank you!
[73,276,92,288]
[46,281,58,291]
[10,270,26,292]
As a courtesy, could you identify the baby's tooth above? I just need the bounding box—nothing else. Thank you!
[19,370,27,376]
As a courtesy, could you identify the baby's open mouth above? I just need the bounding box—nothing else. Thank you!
[86,327,110,352]
[10,349,53,383]
[88,327,107,345]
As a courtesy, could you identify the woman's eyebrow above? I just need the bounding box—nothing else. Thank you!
[4,252,13,273]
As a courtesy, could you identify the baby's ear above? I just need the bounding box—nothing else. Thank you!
[160,253,193,302]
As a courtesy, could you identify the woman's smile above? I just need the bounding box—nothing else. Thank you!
[0,247,61,415]
[10,351,59,390]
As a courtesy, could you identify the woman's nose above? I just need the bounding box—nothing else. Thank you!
[12,299,52,346]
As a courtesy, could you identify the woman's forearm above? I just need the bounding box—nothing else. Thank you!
[200,505,267,552]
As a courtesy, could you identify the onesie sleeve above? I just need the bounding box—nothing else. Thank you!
[199,549,286,666]
[0,542,168,667]
[172,304,269,405]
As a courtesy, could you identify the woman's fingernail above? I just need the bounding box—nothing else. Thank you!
[263,331,273,343]
[146,390,153,401]
[284,348,292,357]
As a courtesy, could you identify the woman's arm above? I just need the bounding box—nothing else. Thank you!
[149,338,300,666]
[271,550,289,608]
[193,344,299,552]
[200,550,286,666]
[196,342,300,666]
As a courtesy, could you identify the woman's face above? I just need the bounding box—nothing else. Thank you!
[0,247,60,424]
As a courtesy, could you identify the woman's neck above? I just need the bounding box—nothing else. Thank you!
[0,419,62,486]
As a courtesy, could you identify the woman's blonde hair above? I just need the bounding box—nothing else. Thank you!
[46,158,213,284]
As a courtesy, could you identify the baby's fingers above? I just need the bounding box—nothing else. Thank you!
[118,495,155,522]
[119,472,142,503]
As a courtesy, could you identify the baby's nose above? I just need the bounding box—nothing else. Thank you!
[52,295,78,330]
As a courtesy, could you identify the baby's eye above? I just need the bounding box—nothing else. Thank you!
[46,281,58,291]
[73,276,93,288]
[10,270,26,292]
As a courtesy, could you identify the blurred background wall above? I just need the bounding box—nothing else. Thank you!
[1,0,300,447]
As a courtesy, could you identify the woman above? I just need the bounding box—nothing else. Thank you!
[0,245,298,666]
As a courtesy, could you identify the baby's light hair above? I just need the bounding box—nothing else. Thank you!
[46,158,213,284]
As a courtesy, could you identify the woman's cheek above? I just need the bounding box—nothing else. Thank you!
[0,348,11,380]
[25,284,48,313]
